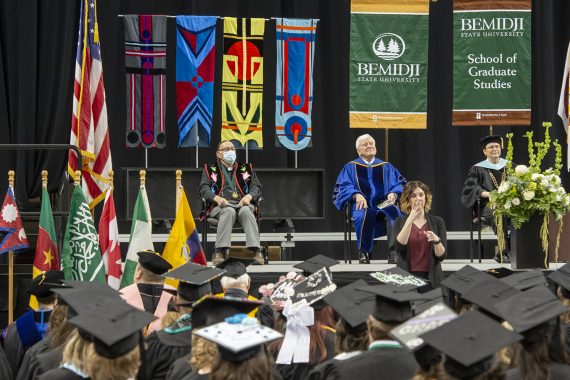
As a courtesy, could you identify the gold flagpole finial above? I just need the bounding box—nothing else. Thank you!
[108,170,114,190]
[140,170,147,187]
[8,170,15,188]
[41,170,48,189]
[74,170,81,185]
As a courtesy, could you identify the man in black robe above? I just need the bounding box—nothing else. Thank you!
[0,346,12,380]
[2,270,63,376]
[461,135,511,262]
[140,263,225,380]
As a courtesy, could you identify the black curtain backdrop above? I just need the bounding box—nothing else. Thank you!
[0,0,569,261]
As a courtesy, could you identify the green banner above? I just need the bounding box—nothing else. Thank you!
[453,4,531,126]
[349,3,429,129]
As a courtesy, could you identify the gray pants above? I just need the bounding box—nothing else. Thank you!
[209,205,260,250]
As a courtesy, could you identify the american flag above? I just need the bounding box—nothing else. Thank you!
[69,0,112,208]
[558,42,570,172]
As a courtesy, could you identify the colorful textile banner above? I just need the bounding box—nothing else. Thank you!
[558,42,570,171]
[30,188,59,309]
[0,186,29,255]
[275,18,318,150]
[452,0,532,126]
[124,15,167,148]
[69,0,113,209]
[61,185,105,283]
[99,187,122,289]
[176,16,217,148]
[349,0,429,129]
[221,17,265,148]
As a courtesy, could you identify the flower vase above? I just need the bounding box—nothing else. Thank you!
[510,213,548,269]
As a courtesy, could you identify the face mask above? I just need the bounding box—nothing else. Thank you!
[223,150,236,165]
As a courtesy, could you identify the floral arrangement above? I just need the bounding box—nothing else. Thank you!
[489,122,570,265]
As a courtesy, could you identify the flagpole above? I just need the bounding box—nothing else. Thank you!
[140,169,146,190]
[175,170,182,213]
[8,170,14,324]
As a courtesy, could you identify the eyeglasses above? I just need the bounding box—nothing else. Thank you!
[485,145,501,150]
[218,147,236,152]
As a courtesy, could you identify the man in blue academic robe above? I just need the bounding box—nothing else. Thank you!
[333,134,406,263]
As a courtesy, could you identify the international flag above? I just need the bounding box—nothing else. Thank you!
[558,41,570,171]
[68,0,113,208]
[30,188,59,309]
[120,186,154,288]
[0,187,29,255]
[61,185,105,283]
[162,187,206,282]
[99,186,122,289]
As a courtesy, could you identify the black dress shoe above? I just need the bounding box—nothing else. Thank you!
[359,251,371,264]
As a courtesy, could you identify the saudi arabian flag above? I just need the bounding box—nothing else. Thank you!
[61,186,105,283]
[120,186,154,288]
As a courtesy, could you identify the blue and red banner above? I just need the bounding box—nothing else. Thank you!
[275,18,318,150]
[124,15,167,149]
[176,16,217,148]
[0,187,29,255]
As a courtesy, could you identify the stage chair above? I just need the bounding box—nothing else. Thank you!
[469,199,485,263]
[343,203,354,264]
[200,198,266,262]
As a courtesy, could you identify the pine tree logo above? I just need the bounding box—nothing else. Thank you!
[372,33,406,61]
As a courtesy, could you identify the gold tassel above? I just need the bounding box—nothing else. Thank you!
[496,215,505,253]
[555,218,564,264]
[540,213,549,268]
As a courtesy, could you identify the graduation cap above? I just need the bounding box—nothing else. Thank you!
[370,267,430,291]
[216,257,254,279]
[191,296,261,329]
[420,311,522,379]
[323,279,375,330]
[440,265,494,295]
[289,267,337,308]
[162,263,226,303]
[413,287,444,314]
[460,277,520,320]
[547,263,570,298]
[27,270,65,298]
[390,303,457,351]
[479,135,503,149]
[500,269,547,291]
[68,299,156,359]
[292,255,339,276]
[494,286,567,336]
[194,315,283,363]
[52,286,120,318]
[485,267,514,279]
[137,250,172,275]
[357,284,429,324]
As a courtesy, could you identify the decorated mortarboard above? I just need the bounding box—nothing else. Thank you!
[67,298,156,359]
[292,255,339,275]
[479,135,503,148]
[162,263,226,303]
[440,265,494,295]
[494,286,567,334]
[357,284,429,324]
[28,270,65,298]
[547,263,570,297]
[500,269,547,291]
[191,295,261,329]
[390,303,457,352]
[412,287,444,314]
[420,311,522,379]
[289,267,337,308]
[258,272,305,311]
[460,277,520,319]
[323,279,375,329]
[137,250,172,275]
[194,314,282,363]
[52,285,120,317]
[370,267,429,291]
[215,257,254,278]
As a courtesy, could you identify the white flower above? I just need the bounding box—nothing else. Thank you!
[504,201,511,209]
[549,186,558,193]
[552,176,562,185]
[540,179,549,188]
[556,194,562,202]
[511,198,520,206]
[523,190,535,201]
[498,182,510,193]
[515,165,529,175]
[531,173,542,181]
[565,196,570,206]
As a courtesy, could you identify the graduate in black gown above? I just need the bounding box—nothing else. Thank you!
[2,270,63,377]
[461,135,511,262]
[0,345,12,380]
[314,285,422,379]
[39,298,155,380]
[141,263,225,380]
[548,264,570,358]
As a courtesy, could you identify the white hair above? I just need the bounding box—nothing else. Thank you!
[220,273,251,291]
[355,134,375,149]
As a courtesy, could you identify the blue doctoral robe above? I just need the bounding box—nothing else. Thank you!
[333,157,405,253]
